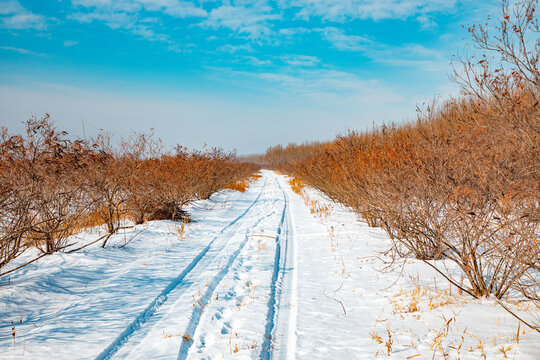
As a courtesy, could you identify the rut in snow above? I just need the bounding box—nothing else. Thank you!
[177,205,274,359]
[259,178,297,360]
[95,179,268,360]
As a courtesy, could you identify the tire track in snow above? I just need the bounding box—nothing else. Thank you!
[176,200,274,359]
[260,178,297,360]
[286,187,298,360]
[95,178,268,360]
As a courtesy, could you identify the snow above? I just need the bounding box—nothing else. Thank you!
[0,170,538,359]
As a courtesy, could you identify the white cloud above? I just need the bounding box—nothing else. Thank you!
[132,24,171,42]
[201,3,280,40]
[0,0,47,30]
[167,43,195,53]
[372,43,450,72]
[68,11,136,30]
[210,65,405,106]
[63,40,80,47]
[278,0,457,22]
[138,0,207,18]
[243,55,272,66]
[71,0,206,18]
[71,0,141,13]
[281,54,320,67]
[318,27,371,51]
[68,0,207,46]
[278,27,310,36]
[217,44,253,53]
[416,14,437,30]
[0,0,23,15]
[69,10,174,44]
[317,26,450,73]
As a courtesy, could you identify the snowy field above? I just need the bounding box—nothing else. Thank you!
[0,170,538,359]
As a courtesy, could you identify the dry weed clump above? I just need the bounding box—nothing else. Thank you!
[226,180,250,193]
[225,173,262,193]
[263,0,539,330]
[0,119,259,273]
[288,177,304,195]
[391,286,465,319]
[305,199,332,219]
[287,177,333,218]
[373,297,535,359]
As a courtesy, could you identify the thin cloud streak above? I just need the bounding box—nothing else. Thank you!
[0,45,47,57]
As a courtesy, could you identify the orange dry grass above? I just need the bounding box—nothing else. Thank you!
[391,286,463,317]
[25,207,116,249]
[288,177,304,195]
[225,173,262,193]
[288,177,332,218]
[73,209,110,232]
[305,198,332,218]
[226,179,250,193]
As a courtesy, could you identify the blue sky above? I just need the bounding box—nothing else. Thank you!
[0,0,498,154]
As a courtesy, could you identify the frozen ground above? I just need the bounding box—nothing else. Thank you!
[0,170,538,359]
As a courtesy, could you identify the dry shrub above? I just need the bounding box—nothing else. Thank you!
[270,100,538,301]
[263,0,539,313]
[0,119,259,271]
[1,116,94,255]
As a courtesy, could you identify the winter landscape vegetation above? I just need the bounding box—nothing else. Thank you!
[0,0,539,359]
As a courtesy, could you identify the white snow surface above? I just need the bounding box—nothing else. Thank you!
[0,170,538,359]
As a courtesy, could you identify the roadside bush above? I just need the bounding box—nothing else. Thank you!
[263,0,539,305]
[0,119,259,272]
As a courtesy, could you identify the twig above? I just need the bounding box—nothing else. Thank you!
[66,234,110,253]
[333,282,344,292]
[323,290,347,315]
[495,298,540,334]
[421,259,478,299]
[249,234,276,239]
[0,242,76,278]
[118,227,146,249]
[378,257,407,292]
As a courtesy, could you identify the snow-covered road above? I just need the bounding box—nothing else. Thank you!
[1,171,538,359]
